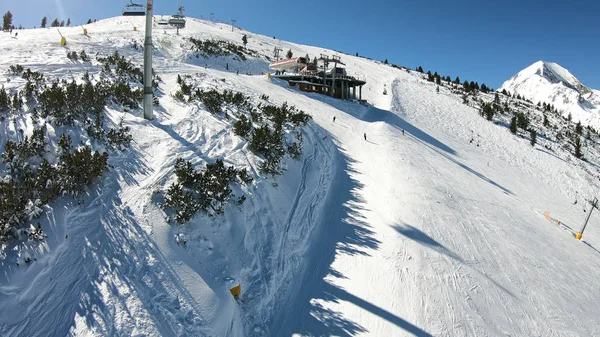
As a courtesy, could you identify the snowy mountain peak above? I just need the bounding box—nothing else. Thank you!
[500,61,599,126]
[522,61,590,94]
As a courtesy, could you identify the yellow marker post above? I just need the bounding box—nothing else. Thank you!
[60,37,67,46]
[576,232,583,240]
[229,284,241,298]
[133,26,137,31]
[83,28,88,36]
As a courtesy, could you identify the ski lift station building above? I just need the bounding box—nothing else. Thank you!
[270,56,366,101]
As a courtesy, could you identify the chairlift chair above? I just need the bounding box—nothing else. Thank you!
[168,15,186,28]
[168,6,186,28]
[122,1,146,16]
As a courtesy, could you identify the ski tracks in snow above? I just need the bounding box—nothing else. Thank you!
[237,125,335,336]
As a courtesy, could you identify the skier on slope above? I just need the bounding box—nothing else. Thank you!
[364,133,367,141]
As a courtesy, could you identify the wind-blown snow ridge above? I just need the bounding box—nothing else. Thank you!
[0,15,599,337]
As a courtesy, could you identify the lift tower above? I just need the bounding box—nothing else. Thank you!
[143,0,153,119]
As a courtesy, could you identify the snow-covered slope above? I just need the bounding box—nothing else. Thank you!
[1,16,600,337]
[500,60,600,127]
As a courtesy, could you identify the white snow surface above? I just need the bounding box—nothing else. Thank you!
[0,16,599,337]
[500,60,600,128]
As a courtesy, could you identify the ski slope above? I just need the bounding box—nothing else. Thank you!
[1,16,600,337]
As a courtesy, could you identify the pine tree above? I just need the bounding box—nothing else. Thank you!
[530,130,537,146]
[454,76,460,84]
[60,20,65,27]
[41,16,47,28]
[233,115,252,137]
[575,121,583,135]
[0,87,9,110]
[87,19,92,24]
[2,11,12,31]
[286,49,293,59]
[494,92,500,104]
[435,76,441,85]
[417,65,424,73]
[384,59,388,64]
[51,18,59,27]
[66,18,71,26]
[79,50,90,62]
[516,112,529,130]
[427,71,433,82]
[463,80,470,91]
[509,116,517,134]
[480,102,494,120]
[11,93,22,111]
[574,136,583,159]
[241,34,247,48]
[543,114,549,127]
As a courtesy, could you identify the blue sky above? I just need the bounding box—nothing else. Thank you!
[2,0,599,89]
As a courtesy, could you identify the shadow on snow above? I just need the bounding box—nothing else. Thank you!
[392,223,516,299]
[0,146,208,337]
[270,147,433,336]
[277,81,512,195]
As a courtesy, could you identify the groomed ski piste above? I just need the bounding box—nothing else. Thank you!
[1,16,600,337]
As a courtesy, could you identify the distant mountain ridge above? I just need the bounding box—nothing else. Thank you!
[500,61,600,127]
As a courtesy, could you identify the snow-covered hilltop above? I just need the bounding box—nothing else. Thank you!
[500,60,600,127]
[1,15,600,337]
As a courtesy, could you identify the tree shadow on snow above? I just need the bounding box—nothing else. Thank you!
[277,82,511,195]
[535,147,569,165]
[108,145,152,187]
[65,184,209,337]
[408,133,513,195]
[4,163,210,336]
[276,81,455,156]
[270,147,433,336]
[392,223,516,299]
[393,224,463,262]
